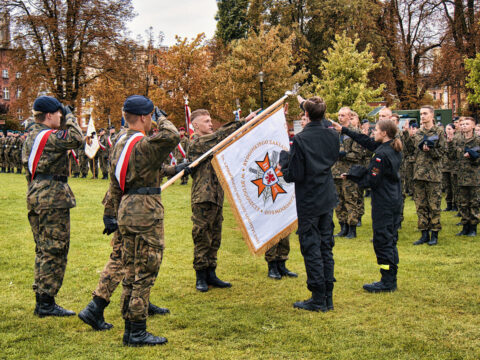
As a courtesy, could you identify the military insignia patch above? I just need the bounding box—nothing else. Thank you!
[56,130,67,139]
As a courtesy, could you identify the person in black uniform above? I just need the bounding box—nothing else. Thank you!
[331,119,403,293]
[278,96,340,312]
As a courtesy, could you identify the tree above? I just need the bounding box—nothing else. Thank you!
[465,53,480,107]
[209,26,307,122]
[2,0,135,106]
[310,32,384,119]
[150,34,213,126]
[215,0,250,44]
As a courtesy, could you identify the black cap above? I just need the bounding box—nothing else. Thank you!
[361,119,369,124]
[33,96,62,113]
[123,95,154,115]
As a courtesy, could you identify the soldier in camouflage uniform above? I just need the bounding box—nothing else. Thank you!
[187,108,257,292]
[6,131,15,173]
[104,96,179,346]
[448,117,480,236]
[98,128,109,179]
[22,96,83,317]
[176,127,190,185]
[332,107,363,239]
[78,137,89,178]
[442,124,456,211]
[0,132,5,172]
[406,106,445,246]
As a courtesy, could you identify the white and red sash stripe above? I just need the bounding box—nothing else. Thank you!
[98,141,106,151]
[177,143,186,158]
[28,129,54,179]
[115,132,144,192]
[169,153,177,166]
[107,136,113,147]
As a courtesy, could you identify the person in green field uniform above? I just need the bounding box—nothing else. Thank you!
[22,96,83,317]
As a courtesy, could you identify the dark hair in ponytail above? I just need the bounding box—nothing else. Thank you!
[377,119,403,152]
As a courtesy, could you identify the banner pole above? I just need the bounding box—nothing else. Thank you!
[161,94,289,192]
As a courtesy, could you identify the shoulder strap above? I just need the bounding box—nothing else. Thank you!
[28,129,54,179]
[114,132,145,192]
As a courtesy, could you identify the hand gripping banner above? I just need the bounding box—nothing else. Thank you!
[211,104,297,255]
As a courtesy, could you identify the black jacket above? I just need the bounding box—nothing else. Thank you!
[281,120,340,218]
[342,127,402,211]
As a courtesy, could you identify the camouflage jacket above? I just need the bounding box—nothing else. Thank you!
[108,119,179,227]
[401,130,416,163]
[442,137,456,173]
[332,126,364,178]
[22,115,84,211]
[407,125,445,183]
[448,133,480,186]
[188,121,244,206]
[0,137,4,157]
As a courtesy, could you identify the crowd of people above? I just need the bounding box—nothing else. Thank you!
[3,92,479,347]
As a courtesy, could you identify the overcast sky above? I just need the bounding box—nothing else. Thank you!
[127,0,218,46]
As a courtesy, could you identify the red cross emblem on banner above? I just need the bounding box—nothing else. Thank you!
[251,153,286,203]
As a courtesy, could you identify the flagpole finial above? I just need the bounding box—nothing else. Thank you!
[285,83,300,97]
[184,95,189,105]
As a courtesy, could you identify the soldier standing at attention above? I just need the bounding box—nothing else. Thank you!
[442,124,456,211]
[78,136,89,178]
[187,109,257,292]
[105,96,179,346]
[0,132,5,172]
[406,105,445,246]
[22,96,83,317]
[98,128,109,179]
[449,117,479,237]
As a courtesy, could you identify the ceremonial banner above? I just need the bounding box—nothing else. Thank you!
[212,104,297,255]
[85,118,100,159]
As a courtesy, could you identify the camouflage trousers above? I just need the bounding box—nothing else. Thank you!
[265,235,290,262]
[357,187,365,219]
[334,178,360,225]
[413,180,442,231]
[79,155,89,177]
[191,202,223,271]
[120,222,164,322]
[452,173,458,207]
[99,154,108,177]
[442,172,455,206]
[404,162,414,196]
[92,231,124,302]
[27,208,70,297]
[457,186,480,225]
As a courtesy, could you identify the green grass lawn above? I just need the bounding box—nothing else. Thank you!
[0,172,479,359]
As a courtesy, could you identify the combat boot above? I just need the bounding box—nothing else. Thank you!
[345,225,357,239]
[363,268,397,293]
[267,261,281,280]
[1,167,5,173]
[125,320,167,347]
[452,204,458,212]
[428,231,438,246]
[293,289,328,312]
[413,230,429,245]
[277,260,298,278]
[357,217,362,227]
[334,223,347,237]
[73,174,79,178]
[206,267,232,288]
[35,294,75,317]
[148,303,170,316]
[456,224,469,236]
[34,293,40,315]
[81,174,87,178]
[466,224,477,237]
[123,320,131,345]
[78,297,113,331]
[195,269,208,292]
[325,282,334,311]
[16,168,21,174]
[102,174,108,180]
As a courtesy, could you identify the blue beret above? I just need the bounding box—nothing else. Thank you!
[410,123,419,128]
[33,96,62,113]
[123,95,154,115]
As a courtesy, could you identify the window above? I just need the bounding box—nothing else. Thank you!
[3,87,9,100]
[2,69,8,79]
[16,72,21,79]
[432,92,436,100]
[452,100,456,114]
[17,109,23,121]
[16,87,21,99]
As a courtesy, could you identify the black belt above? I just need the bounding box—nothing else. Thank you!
[34,174,68,183]
[126,187,161,195]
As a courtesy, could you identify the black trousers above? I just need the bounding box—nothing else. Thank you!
[371,203,401,274]
[297,210,335,293]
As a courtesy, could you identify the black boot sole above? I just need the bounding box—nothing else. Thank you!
[78,310,112,331]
